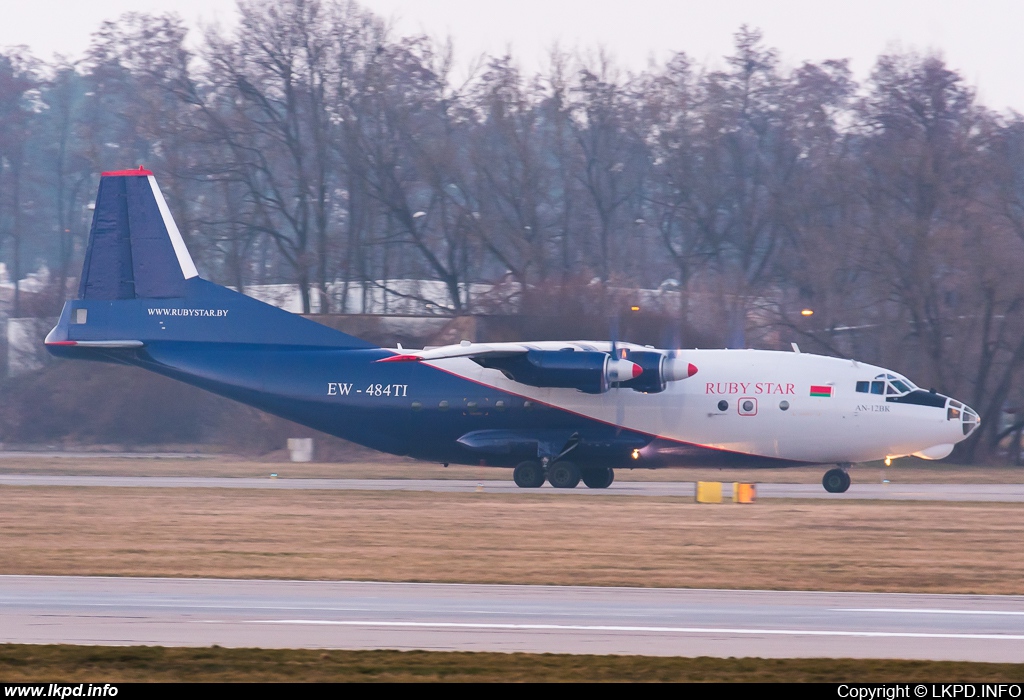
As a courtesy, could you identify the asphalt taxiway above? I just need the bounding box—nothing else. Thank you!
[0,474,1022,500]
[1,576,1021,661]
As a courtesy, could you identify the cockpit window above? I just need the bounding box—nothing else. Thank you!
[875,374,913,396]
[857,375,915,396]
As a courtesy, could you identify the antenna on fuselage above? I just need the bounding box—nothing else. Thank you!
[791,343,801,354]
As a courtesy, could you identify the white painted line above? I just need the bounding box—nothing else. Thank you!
[836,608,1024,616]
[252,619,1024,641]
[148,175,198,279]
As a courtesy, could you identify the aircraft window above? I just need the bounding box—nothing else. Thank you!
[948,406,960,421]
[891,380,912,394]
[779,400,790,411]
[741,400,755,413]
[856,381,869,393]
[466,401,478,409]
[411,401,422,411]
[962,409,979,435]
[438,400,449,411]
[717,400,729,412]
[523,401,533,410]
[886,384,899,395]
[870,381,885,395]
[950,400,962,409]
[495,400,506,411]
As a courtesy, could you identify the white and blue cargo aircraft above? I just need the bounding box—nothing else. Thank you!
[46,169,981,492]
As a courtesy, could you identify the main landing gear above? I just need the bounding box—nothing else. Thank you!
[512,461,615,489]
[547,461,581,488]
[513,460,546,488]
[822,467,851,493]
[581,466,614,489]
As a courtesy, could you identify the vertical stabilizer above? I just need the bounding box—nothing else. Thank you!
[50,167,378,351]
[79,167,198,300]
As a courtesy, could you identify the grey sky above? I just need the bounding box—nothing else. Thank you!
[3,0,1022,112]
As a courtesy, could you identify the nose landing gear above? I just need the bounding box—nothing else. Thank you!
[822,467,851,493]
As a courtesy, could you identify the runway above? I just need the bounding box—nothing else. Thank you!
[1,474,1022,500]
[1,576,1022,661]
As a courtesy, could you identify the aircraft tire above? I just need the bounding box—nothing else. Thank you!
[581,467,614,489]
[548,461,582,489]
[513,461,546,488]
[822,468,851,493]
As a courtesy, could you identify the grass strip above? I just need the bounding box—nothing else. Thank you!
[1,645,1022,682]
[3,488,1022,593]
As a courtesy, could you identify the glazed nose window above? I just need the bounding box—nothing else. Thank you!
[947,400,962,421]
[962,408,980,436]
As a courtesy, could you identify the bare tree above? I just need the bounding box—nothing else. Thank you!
[0,48,39,317]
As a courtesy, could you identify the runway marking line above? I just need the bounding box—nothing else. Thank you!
[835,608,1024,616]
[248,619,1024,641]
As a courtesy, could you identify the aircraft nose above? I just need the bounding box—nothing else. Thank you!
[947,398,980,438]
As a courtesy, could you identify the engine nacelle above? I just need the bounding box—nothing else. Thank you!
[616,351,699,393]
[617,350,667,393]
[477,349,639,394]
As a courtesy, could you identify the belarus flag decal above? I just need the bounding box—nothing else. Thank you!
[810,385,833,397]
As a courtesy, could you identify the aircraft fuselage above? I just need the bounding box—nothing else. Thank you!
[45,169,981,492]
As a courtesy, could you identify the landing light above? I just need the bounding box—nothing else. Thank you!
[631,306,640,312]
[631,449,640,460]
[800,309,814,317]
[884,457,892,467]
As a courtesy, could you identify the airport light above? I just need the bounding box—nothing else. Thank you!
[631,306,640,312]
[800,308,814,317]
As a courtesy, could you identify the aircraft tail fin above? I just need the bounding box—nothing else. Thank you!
[47,168,376,351]
[79,167,198,300]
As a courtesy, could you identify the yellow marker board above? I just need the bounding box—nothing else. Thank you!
[696,481,723,503]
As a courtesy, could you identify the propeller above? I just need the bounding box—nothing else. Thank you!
[610,314,625,434]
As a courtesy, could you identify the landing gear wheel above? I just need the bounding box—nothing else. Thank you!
[581,467,614,489]
[513,461,545,488]
[822,468,851,493]
[547,461,581,489]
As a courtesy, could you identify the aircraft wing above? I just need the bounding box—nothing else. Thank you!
[376,341,696,394]
[376,341,532,363]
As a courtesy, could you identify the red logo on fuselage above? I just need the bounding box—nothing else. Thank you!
[705,382,795,395]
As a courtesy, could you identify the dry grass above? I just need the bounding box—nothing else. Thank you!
[1,455,1023,483]
[1,486,1022,593]
[1,645,1022,682]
